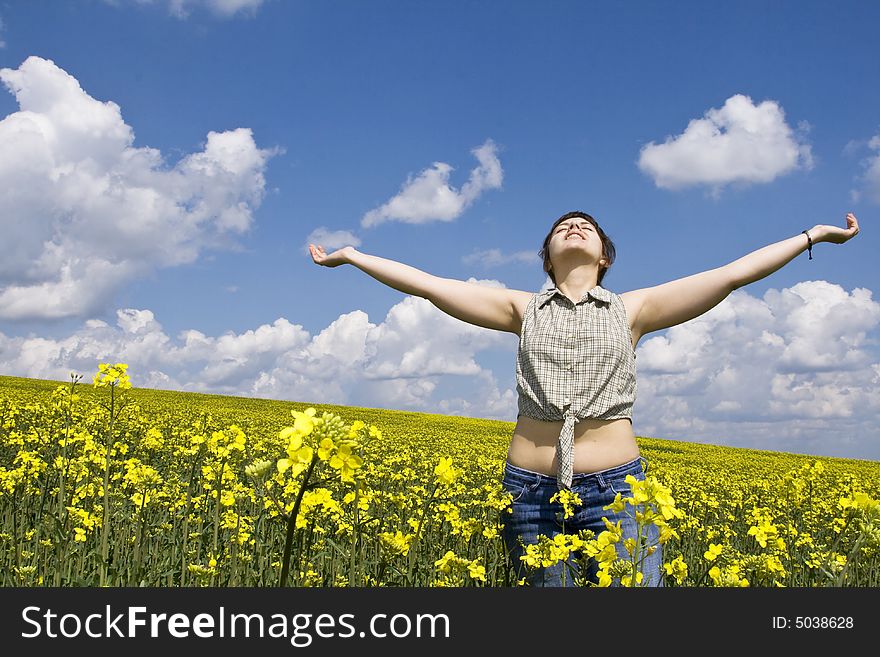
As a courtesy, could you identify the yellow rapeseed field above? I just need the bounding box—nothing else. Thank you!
[1,365,878,587]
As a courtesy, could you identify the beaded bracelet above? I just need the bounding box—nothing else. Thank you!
[802,230,813,260]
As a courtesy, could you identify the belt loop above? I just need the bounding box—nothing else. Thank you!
[596,473,608,490]
[639,455,649,474]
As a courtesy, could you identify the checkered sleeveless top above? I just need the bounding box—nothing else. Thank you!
[515,284,636,490]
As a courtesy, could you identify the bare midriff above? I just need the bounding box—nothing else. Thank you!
[506,415,640,476]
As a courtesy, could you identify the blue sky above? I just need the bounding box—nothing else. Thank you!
[1,0,878,461]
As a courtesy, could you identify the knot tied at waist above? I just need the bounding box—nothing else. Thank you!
[555,410,577,490]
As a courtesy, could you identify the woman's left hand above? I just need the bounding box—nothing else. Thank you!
[814,213,860,244]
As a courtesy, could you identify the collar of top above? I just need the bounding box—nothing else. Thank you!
[537,284,613,308]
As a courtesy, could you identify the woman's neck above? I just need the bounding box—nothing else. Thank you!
[554,265,600,302]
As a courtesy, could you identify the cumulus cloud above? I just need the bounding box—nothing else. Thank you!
[361,140,502,228]
[0,56,276,321]
[634,280,880,459]
[304,227,362,254]
[361,283,509,380]
[169,0,264,18]
[0,278,519,418]
[851,134,880,204]
[638,94,813,193]
[112,0,265,19]
[462,248,538,268]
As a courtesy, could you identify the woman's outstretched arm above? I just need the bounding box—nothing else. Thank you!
[623,214,861,342]
[309,244,532,334]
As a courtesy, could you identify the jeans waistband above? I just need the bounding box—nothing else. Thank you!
[503,455,648,488]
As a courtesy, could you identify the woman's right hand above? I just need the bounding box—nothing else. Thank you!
[309,244,354,267]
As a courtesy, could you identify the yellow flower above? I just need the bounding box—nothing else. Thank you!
[467,561,486,582]
[92,362,132,389]
[277,428,314,475]
[227,425,246,451]
[626,475,650,504]
[279,427,303,447]
[434,550,459,574]
[620,571,643,587]
[840,492,880,513]
[747,520,778,548]
[709,563,749,587]
[293,415,314,436]
[378,531,414,556]
[603,492,627,514]
[764,555,787,577]
[434,457,458,486]
[704,543,723,561]
[318,438,335,460]
[551,489,583,519]
[144,427,164,449]
[276,420,320,477]
[597,570,613,587]
[663,555,688,584]
[329,444,363,482]
[290,407,316,436]
[657,523,680,544]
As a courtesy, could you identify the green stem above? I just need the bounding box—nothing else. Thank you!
[834,531,866,586]
[134,490,147,583]
[179,449,201,586]
[213,459,226,556]
[407,482,439,584]
[230,513,240,586]
[57,378,76,550]
[632,510,645,586]
[99,385,116,587]
[280,454,319,587]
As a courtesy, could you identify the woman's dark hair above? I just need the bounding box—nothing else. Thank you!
[538,211,616,286]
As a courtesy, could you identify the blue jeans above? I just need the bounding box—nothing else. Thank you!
[501,456,664,587]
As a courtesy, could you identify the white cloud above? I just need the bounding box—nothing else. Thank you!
[304,227,362,254]
[3,280,878,459]
[361,140,502,228]
[638,94,813,192]
[173,0,264,18]
[361,286,508,379]
[634,280,880,459]
[462,248,538,268]
[0,278,518,416]
[117,0,265,19]
[0,56,276,320]
[853,133,880,204]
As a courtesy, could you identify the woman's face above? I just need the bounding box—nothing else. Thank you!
[547,217,604,270]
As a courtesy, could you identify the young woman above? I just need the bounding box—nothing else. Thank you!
[309,210,860,587]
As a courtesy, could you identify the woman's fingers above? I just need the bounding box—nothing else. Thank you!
[847,213,859,233]
[844,213,859,239]
[310,243,335,266]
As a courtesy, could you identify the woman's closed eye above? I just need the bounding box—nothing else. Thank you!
[557,224,593,233]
